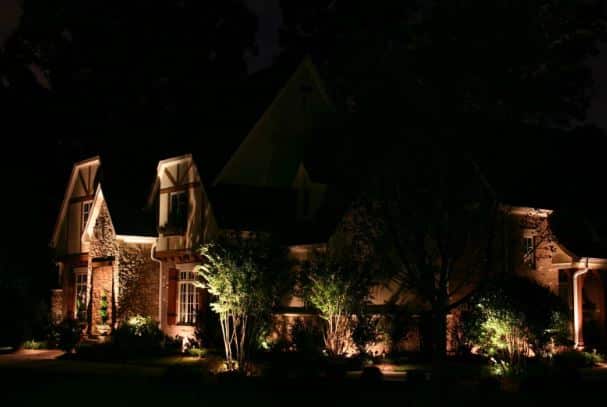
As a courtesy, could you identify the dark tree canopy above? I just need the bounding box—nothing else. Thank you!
[8,0,258,136]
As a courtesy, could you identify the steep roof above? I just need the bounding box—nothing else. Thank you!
[214,57,336,188]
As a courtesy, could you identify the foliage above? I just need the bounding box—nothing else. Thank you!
[382,305,413,354]
[187,347,208,358]
[290,318,324,356]
[351,314,384,356]
[112,315,164,355]
[552,350,604,369]
[99,290,109,325]
[301,236,376,356]
[196,236,291,371]
[22,339,48,350]
[461,276,570,374]
[9,0,258,138]
[54,318,83,352]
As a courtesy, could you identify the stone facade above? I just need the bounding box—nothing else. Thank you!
[117,242,159,321]
[51,289,64,324]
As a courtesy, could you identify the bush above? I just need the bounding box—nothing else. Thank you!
[290,318,324,357]
[187,347,208,358]
[553,350,603,369]
[22,340,48,350]
[54,318,83,352]
[112,315,164,355]
[461,276,570,373]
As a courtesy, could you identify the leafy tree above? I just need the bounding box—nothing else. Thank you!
[9,0,258,136]
[357,139,500,374]
[301,232,378,357]
[196,236,291,371]
[461,276,570,374]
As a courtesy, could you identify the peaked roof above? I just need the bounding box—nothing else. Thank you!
[50,156,101,248]
[214,57,336,188]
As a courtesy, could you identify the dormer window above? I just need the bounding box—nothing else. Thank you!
[169,191,188,230]
[82,200,93,230]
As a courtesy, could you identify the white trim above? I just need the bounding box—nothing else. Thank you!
[157,154,192,176]
[74,269,88,320]
[50,156,101,247]
[116,235,157,244]
[507,206,553,217]
[81,185,106,243]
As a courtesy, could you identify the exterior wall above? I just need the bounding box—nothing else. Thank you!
[51,289,64,324]
[116,242,159,322]
[90,265,113,334]
[160,260,201,341]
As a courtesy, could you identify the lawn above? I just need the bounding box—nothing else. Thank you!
[0,351,603,407]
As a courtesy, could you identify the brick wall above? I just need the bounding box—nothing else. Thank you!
[91,265,113,334]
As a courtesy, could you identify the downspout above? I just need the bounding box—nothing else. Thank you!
[573,257,590,349]
[151,243,163,328]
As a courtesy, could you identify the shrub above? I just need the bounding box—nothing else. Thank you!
[54,318,83,352]
[188,347,208,358]
[290,318,324,357]
[112,315,164,355]
[22,340,48,350]
[553,350,604,369]
[461,276,570,373]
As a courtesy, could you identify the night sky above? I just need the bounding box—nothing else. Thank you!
[0,0,606,277]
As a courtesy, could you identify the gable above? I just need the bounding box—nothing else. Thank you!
[51,156,101,253]
[214,58,335,188]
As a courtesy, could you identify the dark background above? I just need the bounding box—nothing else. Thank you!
[0,0,606,343]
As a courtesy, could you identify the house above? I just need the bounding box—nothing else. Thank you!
[49,59,607,351]
[49,58,342,342]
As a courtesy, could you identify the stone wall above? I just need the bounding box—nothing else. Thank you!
[117,242,159,322]
[51,289,64,324]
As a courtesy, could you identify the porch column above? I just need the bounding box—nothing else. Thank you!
[573,268,589,349]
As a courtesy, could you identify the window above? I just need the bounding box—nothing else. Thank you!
[75,272,87,321]
[523,236,536,269]
[82,200,93,230]
[178,270,198,324]
[169,191,188,230]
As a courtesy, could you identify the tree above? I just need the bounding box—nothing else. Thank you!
[195,235,291,371]
[301,230,379,357]
[359,139,500,375]
[10,0,258,137]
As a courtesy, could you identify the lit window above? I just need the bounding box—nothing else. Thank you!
[523,236,536,269]
[82,200,93,230]
[178,270,198,324]
[75,272,87,321]
[169,191,188,229]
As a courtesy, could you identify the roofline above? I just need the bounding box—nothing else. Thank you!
[147,154,194,206]
[116,235,157,244]
[213,57,334,187]
[50,156,101,248]
[157,154,192,174]
[81,184,106,243]
[503,205,553,217]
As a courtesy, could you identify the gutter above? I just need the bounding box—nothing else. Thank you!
[150,243,163,328]
[573,257,590,349]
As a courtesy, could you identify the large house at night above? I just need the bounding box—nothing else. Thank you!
[49,59,607,352]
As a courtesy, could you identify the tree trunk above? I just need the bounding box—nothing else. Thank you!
[431,301,448,389]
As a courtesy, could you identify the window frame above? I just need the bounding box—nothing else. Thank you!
[168,190,188,228]
[523,235,536,269]
[74,270,88,321]
[177,269,198,325]
[82,200,93,231]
